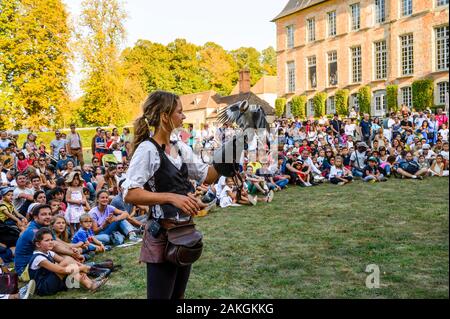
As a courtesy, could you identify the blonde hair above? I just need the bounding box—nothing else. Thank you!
[51,215,69,243]
[79,213,92,223]
[132,91,180,155]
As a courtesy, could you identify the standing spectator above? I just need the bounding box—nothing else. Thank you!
[436,108,448,128]
[66,124,84,167]
[23,133,38,157]
[120,127,132,144]
[111,128,120,146]
[344,118,357,138]
[50,130,66,160]
[359,114,372,144]
[330,114,342,137]
[95,129,108,161]
[65,172,89,235]
[91,127,101,157]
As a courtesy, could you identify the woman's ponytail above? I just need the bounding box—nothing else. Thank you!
[131,116,151,156]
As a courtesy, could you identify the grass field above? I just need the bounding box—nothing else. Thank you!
[40,178,449,299]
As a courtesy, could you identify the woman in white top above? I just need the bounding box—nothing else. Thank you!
[123,91,223,300]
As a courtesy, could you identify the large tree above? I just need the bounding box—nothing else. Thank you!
[230,47,265,86]
[261,46,277,76]
[77,0,139,126]
[198,42,238,96]
[0,0,71,129]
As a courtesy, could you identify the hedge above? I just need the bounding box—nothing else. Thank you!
[313,92,327,118]
[412,79,434,111]
[275,98,287,118]
[335,89,349,117]
[386,85,399,112]
[291,95,307,119]
[358,86,371,115]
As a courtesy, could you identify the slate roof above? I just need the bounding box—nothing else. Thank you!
[272,0,328,21]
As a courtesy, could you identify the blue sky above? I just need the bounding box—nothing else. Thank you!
[64,0,285,96]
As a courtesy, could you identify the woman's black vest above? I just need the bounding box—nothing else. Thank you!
[145,138,194,220]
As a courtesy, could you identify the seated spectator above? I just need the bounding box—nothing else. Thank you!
[396,151,429,180]
[90,191,140,246]
[244,166,269,196]
[419,144,436,163]
[219,177,257,208]
[56,148,72,175]
[29,227,108,296]
[72,213,107,260]
[299,149,324,182]
[293,159,312,187]
[417,155,430,171]
[329,156,353,185]
[429,155,449,177]
[47,187,67,213]
[12,173,35,216]
[14,204,84,278]
[256,162,280,191]
[363,157,387,183]
[43,165,57,193]
[26,190,47,221]
[350,142,368,178]
[0,187,28,229]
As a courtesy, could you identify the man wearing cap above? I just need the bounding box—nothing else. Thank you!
[50,130,67,160]
[0,187,27,226]
[350,142,368,177]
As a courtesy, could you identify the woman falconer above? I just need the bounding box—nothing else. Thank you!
[123,91,248,299]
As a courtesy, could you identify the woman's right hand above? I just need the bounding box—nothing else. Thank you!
[169,193,201,216]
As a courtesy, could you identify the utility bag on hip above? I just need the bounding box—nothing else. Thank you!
[165,223,203,267]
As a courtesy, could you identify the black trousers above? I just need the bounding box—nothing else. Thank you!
[146,262,191,299]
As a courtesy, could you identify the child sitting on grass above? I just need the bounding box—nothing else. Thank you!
[363,157,387,183]
[329,156,353,185]
[72,214,106,260]
[219,177,257,208]
[29,227,108,296]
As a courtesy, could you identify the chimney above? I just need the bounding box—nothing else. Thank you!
[239,69,251,94]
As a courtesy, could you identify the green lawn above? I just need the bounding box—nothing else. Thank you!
[40,178,449,299]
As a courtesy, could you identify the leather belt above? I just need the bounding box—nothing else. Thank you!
[159,218,191,230]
